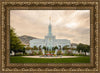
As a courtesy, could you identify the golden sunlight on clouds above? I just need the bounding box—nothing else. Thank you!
[10,10,90,45]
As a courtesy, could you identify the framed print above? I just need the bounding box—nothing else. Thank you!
[0,0,100,73]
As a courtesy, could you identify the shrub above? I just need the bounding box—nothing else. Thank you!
[57,50,62,55]
[49,51,52,54]
[38,50,42,55]
[32,51,37,56]
[54,54,57,56]
[16,53,23,56]
[23,53,28,56]
[25,47,32,50]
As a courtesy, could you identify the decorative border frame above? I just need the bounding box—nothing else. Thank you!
[0,0,99,73]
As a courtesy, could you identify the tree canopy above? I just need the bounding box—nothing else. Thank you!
[10,28,24,55]
[63,45,69,50]
[77,43,90,55]
[53,46,58,50]
[42,46,46,50]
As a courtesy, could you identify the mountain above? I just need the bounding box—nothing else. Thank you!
[18,35,37,45]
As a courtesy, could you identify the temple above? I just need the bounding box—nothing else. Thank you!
[29,17,71,50]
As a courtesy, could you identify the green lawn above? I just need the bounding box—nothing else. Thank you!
[10,56,90,63]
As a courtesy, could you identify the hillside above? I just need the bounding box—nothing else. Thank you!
[19,35,37,45]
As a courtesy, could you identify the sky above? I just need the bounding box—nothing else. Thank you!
[10,10,90,45]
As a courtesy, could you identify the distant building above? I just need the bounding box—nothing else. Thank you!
[29,18,71,50]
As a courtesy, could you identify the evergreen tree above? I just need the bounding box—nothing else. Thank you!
[10,28,24,55]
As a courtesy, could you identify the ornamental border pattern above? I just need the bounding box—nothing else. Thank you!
[1,2,99,72]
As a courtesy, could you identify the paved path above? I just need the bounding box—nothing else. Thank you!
[22,56,79,58]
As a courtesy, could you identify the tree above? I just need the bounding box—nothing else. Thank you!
[22,47,25,55]
[59,45,61,50]
[33,46,38,50]
[26,46,32,50]
[53,46,58,50]
[39,45,41,50]
[77,43,83,53]
[63,45,69,50]
[10,28,24,55]
[77,43,90,56]
[43,46,46,50]
[87,45,90,52]
[82,45,90,56]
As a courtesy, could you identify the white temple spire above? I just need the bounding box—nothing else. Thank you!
[48,16,52,36]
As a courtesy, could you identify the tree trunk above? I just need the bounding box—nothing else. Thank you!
[23,51,25,55]
[15,52,16,56]
[85,52,86,56]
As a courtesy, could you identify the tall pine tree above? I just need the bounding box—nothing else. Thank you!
[10,28,24,55]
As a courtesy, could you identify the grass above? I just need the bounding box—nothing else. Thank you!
[10,56,90,63]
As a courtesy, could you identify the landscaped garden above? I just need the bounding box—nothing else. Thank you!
[10,28,90,63]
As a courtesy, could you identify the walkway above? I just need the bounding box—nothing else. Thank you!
[22,56,79,58]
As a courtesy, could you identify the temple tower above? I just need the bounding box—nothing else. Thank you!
[48,17,52,36]
[45,17,55,51]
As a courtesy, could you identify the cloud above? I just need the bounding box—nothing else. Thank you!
[10,10,90,45]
